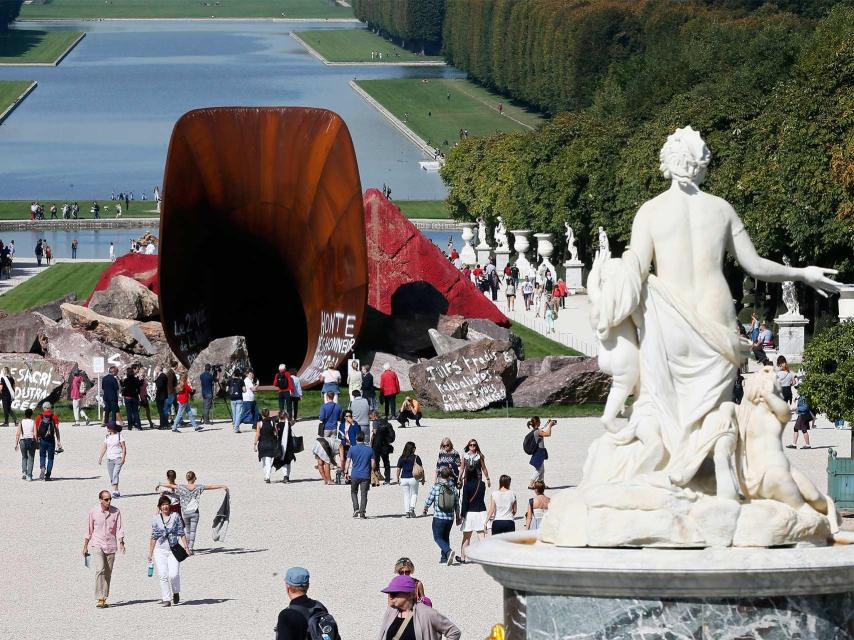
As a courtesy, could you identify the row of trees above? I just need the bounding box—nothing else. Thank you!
[0,0,23,29]
[351,0,445,54]
[440,3,854,293]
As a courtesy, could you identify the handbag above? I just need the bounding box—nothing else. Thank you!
[371,469,382,487]
[162,515,188,562]
[291,434,304,453]
[412,459,425,482]
[317,423,324,437]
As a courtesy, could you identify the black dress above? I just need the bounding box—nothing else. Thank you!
[257,418,278,460]
[274,418,296,469]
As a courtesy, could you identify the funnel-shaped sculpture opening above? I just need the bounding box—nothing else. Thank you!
[159,107,368,386]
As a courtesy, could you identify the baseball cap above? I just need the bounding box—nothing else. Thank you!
[284,566,310,588]
[381,575,417,594]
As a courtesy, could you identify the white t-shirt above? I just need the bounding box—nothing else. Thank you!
[321,369,341,385]
[242,377,256,402]
[492,490,517,521]
[105,432,125,460]
[20,418,35,439]
[777,370,794,387]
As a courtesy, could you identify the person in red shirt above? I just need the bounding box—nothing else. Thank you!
[379,363,401,419]
[172,374,201,432]
[273,364,292,417]
[35,401,62,480]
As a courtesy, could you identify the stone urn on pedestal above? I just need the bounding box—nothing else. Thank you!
[511,230,532,276]
[459,222,477,267]
[534,232,557,282]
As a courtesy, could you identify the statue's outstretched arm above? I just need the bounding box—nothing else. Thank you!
[727,209,841,297]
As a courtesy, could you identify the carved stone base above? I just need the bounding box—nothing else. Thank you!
[477,247,492,267]
[775,314,809,364]
[540,483,832,548]
[469,533,854,640]
[563,259,584,292]
[495,248,511,275]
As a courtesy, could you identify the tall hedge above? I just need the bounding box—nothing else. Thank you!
[352,0,445,53]
[0,0,23,30]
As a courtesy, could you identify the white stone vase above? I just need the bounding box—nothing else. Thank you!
[459,222,477,267]
[511,229,531,274]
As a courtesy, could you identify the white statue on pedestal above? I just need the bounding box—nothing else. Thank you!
[598,226,609,254]
[781,256,801,317]
[564,222,579,262]
[542,126,842,549]
[476,216,490,249]
[494,216,509,251]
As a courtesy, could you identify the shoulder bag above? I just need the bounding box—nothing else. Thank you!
[391,612,414,640]
[412,457,425,482]
[162,515,188,562]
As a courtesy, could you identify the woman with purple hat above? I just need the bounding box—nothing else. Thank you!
[377,575,461,640]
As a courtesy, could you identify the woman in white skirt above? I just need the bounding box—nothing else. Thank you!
[456,470,487,564]
[97,422,126,497]
[147,495,192,606]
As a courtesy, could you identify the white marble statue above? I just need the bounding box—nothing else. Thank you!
[494,216,509,251]
[476,216,490,249]
[781,256,801,317]
[564,222,579,262]
[542,126,841,549]
[598,226,609,254]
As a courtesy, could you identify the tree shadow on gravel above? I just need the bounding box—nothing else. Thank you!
[108,599,160,608]
[116,492,159,498]
[193,547,268,556]
[50,476,100,481]
[179,598,233,606]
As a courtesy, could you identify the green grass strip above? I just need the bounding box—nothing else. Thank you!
[395,200,451,220]
[294,29,442,63]
[356,78,543,152]
[0,80,33,114]
[20,0,352,20]
[0,31,82,64]
[0,262,110,314]
[512,323,583,358]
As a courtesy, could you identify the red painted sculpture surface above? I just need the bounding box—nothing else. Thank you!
[86,253,159,305]
[364,188,509,327]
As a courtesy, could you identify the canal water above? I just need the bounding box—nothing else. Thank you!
[0,21,460,201]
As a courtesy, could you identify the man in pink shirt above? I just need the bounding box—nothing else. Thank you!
[82,490,126,608]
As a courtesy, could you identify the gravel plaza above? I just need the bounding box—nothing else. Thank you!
[2,411,847,639]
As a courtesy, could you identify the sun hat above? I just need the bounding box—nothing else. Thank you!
[381,575,417,594]
[284,566,310,588]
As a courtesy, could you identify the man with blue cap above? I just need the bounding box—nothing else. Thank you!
[275,566,340,640]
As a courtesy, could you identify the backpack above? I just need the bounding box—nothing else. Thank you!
[796,396,810,416]
[275,373,290,391]
[523,429,539,455]
[37,414,55,439]
[288,600,340,640]
[228,377,243,401]
[437,482,456,513]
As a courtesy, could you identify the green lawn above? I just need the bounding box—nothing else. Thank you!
[355,78,544,149]
[0,262,110,314]
[19,0,352,19]
[0,200,159,220]
[0,30,82,64]
[512,323,583,358]
[0,80,33,114]
[396,200,450,219]
[293,29,442,63]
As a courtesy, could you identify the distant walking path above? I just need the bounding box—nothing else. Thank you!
[451,83,536,131]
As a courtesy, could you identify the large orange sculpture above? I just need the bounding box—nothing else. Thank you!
[159,107,368,386]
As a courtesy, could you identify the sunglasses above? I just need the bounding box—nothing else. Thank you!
[397,569,413,575]
[468,443,477,447]
[100,497,112,501]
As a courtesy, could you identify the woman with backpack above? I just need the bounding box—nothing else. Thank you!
[788,396,815,450]
[526,417,555,489]
[156,471,229,550]
[35,402,61,481]
[396,441,424,518]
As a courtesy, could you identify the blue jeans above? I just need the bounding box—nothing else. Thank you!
[230,400,243,432]
[165,394,176,421]
[38,438,55,473]
[173,402,197,430]
[278,392,290,414]
[432,518,453,561]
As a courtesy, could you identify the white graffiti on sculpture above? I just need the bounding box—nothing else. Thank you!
[541,126,842,548]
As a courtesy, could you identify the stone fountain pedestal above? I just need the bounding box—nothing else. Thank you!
[469,532,854,639]
[775,313,809,364]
